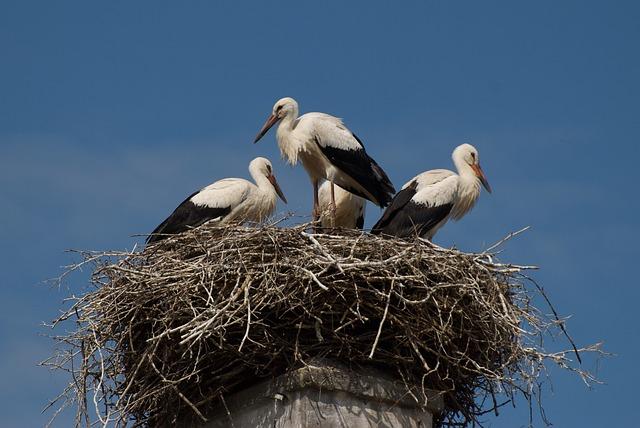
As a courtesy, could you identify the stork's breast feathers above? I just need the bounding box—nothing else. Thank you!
[449,178,481,221]
[232,190,276,223]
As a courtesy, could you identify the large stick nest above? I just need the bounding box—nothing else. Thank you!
[45,223,599,427]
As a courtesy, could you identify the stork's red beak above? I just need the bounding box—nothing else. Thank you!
[254,113,280,143]
[471,164,492,193]
[268,174,287,203]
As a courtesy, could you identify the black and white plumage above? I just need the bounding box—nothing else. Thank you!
[372,144,491,240]
[147,157,287,243]
[254,97,395,221]
[318,180,365,229]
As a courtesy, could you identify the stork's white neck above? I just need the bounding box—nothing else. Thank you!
[249,167,278,219]
[249,165,270,191]
[279,105,298,131]
[451,155,481,220]
[276,110,303,165]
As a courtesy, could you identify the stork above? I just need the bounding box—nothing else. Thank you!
[371,144,491,240]
[253,97,395,222]
[318,180,366,230]
[147,157,286,243]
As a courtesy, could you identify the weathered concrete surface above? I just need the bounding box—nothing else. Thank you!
[200,360,443,428]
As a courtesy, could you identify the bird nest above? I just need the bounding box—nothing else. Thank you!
[45,222,599,427]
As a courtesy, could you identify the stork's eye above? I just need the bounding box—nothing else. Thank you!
[276,105,283,112]
[267,165,272,173]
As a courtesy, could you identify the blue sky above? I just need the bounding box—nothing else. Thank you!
[1,1,638,426]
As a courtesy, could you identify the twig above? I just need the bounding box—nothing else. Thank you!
[369,281,394,359]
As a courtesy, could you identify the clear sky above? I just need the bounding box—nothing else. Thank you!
[1,1,638,426]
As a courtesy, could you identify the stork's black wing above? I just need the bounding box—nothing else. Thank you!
[371,181,417,233]
[372,181,452,239]
[316,133,395,207]
[147,192,231,244]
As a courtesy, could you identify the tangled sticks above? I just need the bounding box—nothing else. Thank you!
[45,224,600,427]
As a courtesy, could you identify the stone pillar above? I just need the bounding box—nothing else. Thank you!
[201,360,443,428]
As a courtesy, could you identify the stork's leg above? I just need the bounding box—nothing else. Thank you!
[312,179,320,223]
[330,182,337,228]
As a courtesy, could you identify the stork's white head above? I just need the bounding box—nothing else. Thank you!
[272,97,298,119]
[248,157,287,203]
[452,144,492,193]
[254,97,299,143]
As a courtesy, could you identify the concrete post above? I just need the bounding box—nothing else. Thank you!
[200,360,443,428]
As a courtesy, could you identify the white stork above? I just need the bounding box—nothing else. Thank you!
[253,97,395,221]
[318,181,366,229]
[371,144,491,240]
[147,157,286,243]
